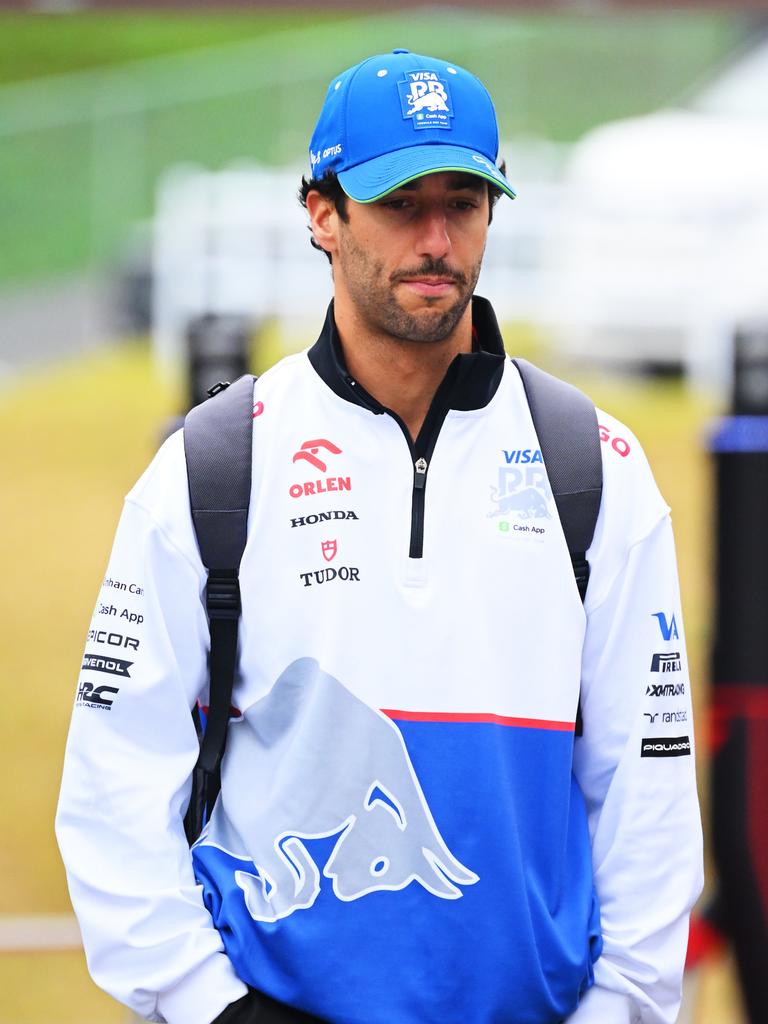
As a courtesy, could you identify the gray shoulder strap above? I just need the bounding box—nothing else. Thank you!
[183,374,256,571]
[512,358,603,597]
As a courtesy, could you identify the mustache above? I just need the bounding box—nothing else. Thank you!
[390,259,467,287]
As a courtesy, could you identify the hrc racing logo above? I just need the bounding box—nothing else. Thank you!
[488,448,552,536]
[398,70,453,130]
[76,681,119,710]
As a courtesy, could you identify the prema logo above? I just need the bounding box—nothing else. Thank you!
[292,439,342,473]
[322,540,337,562]
[641,735,691,758]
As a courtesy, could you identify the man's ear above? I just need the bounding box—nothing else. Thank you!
[305,191,339,258]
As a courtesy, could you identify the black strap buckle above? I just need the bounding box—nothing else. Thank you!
[206,570,241,619]
[571,554,590,602]
[206,380,231,398]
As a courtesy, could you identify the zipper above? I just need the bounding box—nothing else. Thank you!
[409,457,429,558]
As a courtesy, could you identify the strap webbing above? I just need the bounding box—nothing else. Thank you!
[183,374,256,843]
[512,358,603,737]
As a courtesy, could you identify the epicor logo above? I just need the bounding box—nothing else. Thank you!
[292,439,342,473]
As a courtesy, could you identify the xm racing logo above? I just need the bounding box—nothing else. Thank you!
[488,447,552,536]
[398,70,453,130]
[646,682,685,697]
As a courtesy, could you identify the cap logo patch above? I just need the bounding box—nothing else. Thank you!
[398,70,453,130]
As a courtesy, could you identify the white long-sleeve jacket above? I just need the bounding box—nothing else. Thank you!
[57,299,703,1024]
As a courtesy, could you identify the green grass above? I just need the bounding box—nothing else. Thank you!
[0,11,345,85]
[0,9,743,285]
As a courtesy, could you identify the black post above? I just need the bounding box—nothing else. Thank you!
[710,324,768,1024]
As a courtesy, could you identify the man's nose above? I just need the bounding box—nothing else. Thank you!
[415,207,451,261]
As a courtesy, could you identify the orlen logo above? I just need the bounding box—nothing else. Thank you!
[290,439,351,499]
[293,439,342,473]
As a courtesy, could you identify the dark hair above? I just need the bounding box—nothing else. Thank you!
[297,166,506,263]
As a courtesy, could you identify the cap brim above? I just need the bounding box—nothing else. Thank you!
[338,143,516,202]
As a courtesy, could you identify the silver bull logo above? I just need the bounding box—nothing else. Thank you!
[201,658,478,922]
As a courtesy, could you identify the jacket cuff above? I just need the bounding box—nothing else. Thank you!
[156,953,249,1024]
[567,985,633,1023]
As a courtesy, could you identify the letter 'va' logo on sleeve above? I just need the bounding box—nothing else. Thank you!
[652,612,679,641]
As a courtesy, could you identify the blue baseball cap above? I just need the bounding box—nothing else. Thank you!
[308,48,516,203]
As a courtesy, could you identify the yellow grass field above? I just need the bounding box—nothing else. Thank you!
[0,337,743,1022]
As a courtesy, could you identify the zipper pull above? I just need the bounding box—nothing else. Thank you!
[414,457,428,489]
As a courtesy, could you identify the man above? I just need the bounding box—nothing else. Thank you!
[57,49,703,1024]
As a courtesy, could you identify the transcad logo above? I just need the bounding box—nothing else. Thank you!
[641,735,691,758]
[651,652,681,673]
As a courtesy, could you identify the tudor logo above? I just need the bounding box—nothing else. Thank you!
[322,540,337,562]
[292,439,342,473]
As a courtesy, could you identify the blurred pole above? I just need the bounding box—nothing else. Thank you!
[710,324,768,1024]
[186,313,252,409]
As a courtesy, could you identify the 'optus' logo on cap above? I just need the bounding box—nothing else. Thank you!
[398,70,453,130]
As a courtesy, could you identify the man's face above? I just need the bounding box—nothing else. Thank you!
[318,172,490,344]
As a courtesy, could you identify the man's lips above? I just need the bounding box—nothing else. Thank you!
[397,277,458,296]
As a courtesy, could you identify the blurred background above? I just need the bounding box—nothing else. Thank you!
[2,1,768,1021]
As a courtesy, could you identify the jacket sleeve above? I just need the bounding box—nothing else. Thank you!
[569,500,704,1023]
[55,436,248,1024]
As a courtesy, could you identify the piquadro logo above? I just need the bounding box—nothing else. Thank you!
[398,70,453,130]
[292,439,342,473]
[653,612,679,641]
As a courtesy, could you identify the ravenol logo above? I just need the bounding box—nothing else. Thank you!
[398,70,452,130]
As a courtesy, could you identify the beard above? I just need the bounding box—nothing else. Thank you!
[336,230,483,344]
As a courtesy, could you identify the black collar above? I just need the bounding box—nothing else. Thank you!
[307,295,507,415]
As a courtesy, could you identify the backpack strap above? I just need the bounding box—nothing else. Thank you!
[182,374,256,843]
[512,359,603,735]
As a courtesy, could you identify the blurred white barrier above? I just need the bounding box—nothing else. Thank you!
[152,148,570,367]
